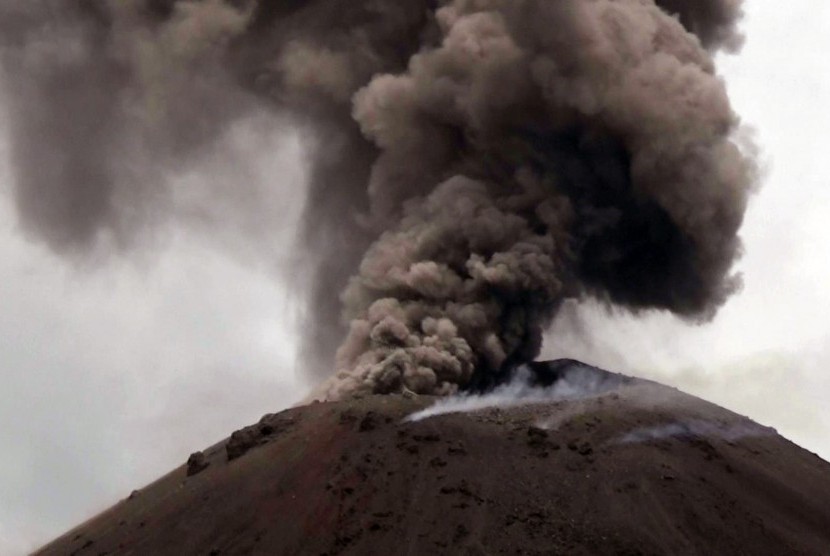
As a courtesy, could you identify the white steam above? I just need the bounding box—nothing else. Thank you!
[405,362,627,422]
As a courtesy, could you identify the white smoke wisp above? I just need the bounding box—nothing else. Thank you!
[405,363,626,422]
[615,419,776,444]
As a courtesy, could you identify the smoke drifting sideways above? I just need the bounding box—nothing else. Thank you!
[406,359,633,422]
[0,0,755,400]
[405,358,776,448]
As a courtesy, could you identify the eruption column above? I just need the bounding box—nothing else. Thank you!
[0,0,754,399]
[323,0,754,398]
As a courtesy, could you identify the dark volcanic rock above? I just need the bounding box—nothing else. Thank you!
[225,428,260,462]
[225,414,295,462]
[34,373,830,556]
[186,451,209,477]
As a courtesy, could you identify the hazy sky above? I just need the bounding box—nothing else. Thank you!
[2,1,829,553]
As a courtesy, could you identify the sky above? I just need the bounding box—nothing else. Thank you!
[1,1,829,553]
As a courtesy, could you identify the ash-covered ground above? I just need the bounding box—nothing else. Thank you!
[35,361,830,555]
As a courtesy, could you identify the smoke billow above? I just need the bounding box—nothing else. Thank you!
[0,1,754,400]
[0,0,261,250]
[322,0,755,398]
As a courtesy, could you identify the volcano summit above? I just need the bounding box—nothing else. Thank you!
[35,361,830,555]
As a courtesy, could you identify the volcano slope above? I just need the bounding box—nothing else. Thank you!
[36,362,830,555]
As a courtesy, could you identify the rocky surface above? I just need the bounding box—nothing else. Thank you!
[35,378,830,555]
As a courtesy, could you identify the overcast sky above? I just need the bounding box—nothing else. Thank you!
[2,1,830,553]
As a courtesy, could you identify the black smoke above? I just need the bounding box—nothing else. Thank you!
[0,0,755,399]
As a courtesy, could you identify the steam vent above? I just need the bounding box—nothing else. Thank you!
[36,361,830,555]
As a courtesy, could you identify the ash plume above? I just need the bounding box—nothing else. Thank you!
[0,0,260,250]
[0,0,755,399]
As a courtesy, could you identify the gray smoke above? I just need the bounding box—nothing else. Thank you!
[0,0,260,250]
[615,419,775,445]
[0,0,755,400]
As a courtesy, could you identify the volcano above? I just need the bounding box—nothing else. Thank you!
[35,361,830,555]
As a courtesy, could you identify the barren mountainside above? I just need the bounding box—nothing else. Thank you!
[36,364,830,555]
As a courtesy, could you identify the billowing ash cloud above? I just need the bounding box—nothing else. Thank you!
[0,0,260,250]
[0,0,754,399]
[321,0,755,398]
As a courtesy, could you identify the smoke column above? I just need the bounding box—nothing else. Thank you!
[0,1,754,399]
